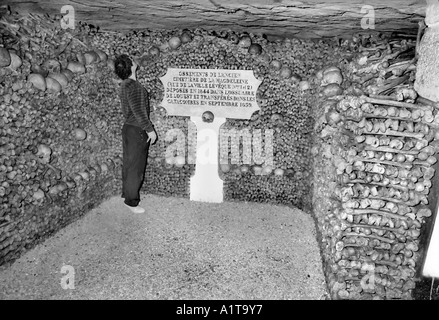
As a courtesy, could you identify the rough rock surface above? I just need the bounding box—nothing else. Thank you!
[415,1,439,102]
[415,27,439,102]
[7,0,425,38]
[0,195,327,300]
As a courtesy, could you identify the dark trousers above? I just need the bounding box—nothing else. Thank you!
[122,123,150,207]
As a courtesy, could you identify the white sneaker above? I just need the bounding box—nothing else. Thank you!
[124,204,145,213]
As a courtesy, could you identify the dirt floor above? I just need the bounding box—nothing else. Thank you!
[0,194,328,300]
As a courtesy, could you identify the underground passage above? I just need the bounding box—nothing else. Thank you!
[1,0,439,300]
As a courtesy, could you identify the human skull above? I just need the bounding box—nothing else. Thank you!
[100,163,109,174]
[42,59,61,73]
[72,173,83,185]
[202,111,214,123]
[270,113,283,125]
[321,66,343,86]
[78,171,90,181]
[88,167,97,179]
[36,144,52,164]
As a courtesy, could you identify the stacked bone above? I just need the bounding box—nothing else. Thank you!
[93,27,347,207]
[0,11,122,265]
[325,86,438,299]
[0,12,119,201]
[0,8,349,267]
[347,33,418,97]
[311,31,439,300]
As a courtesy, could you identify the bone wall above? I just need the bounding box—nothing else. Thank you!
[0,11,345,268]
[1,10,437,300]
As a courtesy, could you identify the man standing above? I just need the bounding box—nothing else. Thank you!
[114,54,157,213]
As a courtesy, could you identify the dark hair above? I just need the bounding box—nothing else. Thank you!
[114,54,132,80]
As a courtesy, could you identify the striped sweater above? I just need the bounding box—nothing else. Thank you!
[119,78,154,133]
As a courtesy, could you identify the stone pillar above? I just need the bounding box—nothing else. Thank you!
[414,0,439,102]
[419,0,439,278]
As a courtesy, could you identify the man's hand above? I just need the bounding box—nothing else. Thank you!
[147,130,157,144]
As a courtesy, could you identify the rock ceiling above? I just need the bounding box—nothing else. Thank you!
[6,0,427,38]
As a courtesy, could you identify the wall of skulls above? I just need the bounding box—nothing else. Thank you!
[1,11,436,300]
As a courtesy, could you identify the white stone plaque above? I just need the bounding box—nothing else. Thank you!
[159,68,262,203]
[160,68,261,119]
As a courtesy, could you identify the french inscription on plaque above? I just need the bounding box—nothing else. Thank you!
[160,68,262,119]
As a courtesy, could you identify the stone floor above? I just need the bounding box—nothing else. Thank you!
[0,194,328,300]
